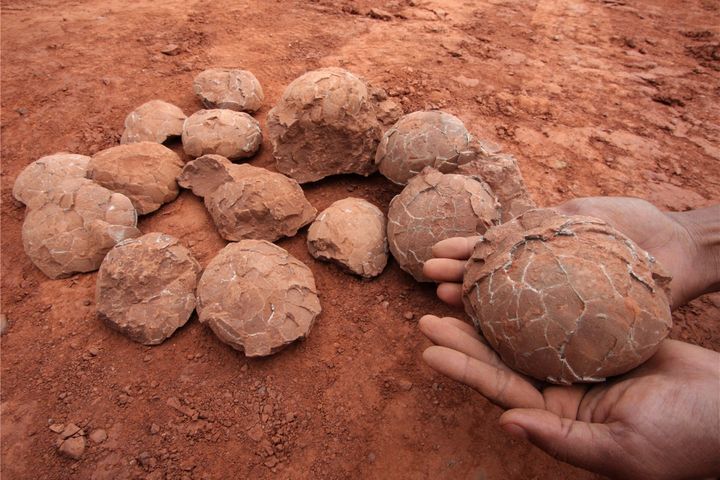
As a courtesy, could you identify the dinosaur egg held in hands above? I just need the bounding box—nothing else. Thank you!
[462,208,673,385]
[375,110,477,185]
[267,67,382,183]
[387,167,500,282]
[196,240,321,357]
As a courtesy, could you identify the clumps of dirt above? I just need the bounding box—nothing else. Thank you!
[307,197,388,278]
[120,100,186,145]
[196,240,321,357]
[88,142,184,215]
[375,110,477,185]
[177,155,316,242]
[193,68,264,113]
[96,232,201,345]
[463,208,673,385]
[182,109,262,160]
[267,67,382,183]
[21,178,141,279]
[12,153,90,205]
[457,144,536,222]
[387,167,500,282]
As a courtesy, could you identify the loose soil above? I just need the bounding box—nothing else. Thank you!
[2,0,719,479]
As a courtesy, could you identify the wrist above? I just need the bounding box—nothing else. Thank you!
[667,205,720,302]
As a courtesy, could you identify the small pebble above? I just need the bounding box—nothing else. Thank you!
[89,429,107,443]
[403,311,414,320]
[58,436,85,460]
[0,314,8,335]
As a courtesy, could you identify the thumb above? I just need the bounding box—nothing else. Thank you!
[500,408,615,473]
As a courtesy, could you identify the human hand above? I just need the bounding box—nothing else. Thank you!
[424,197,720,308]
[419,315,720,479]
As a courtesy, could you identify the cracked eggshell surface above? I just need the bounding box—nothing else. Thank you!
[182,109,262,160]
[457,151,536,222]
[193,68,264,113]
[463,208,673,385]
[96,232,202,345]
[204,164,316,242]
[196,240,321,357]
[387,167,500,282]
[267,67,382,183]
[375,110,477,185]
[120,100,186,145]
[307,197,388,278]
[88,142,184,215]
[22,178,141,279]
[13,153,90,205]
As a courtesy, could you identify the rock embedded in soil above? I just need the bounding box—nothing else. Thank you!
[267,67,382,183]
[463,208,673,385]
[375,110,477,185]
[177,154,245,198]
[193,68,264,113]
[13,153,90,206]
[196,240,321,357]
[22,178,141,279]
[120,100,187,145]
[88,142,184,215]
[182,109,262,160]
[387,167,500,282]
[57,435,85,460]
[89,429,107,443]
[0,314,7,335]
[204,164,316,242]
[307,197,388,278]
[96,232,201,345]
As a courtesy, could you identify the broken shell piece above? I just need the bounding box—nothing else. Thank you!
[307,197,388,278]
[96,232,201,345]
[197,240,321,356]
[22,178,141,279]
[204,165,316,242]
[13,153,90,205]
[387,167,500,282]
[193,68,264,113]
[88,142,184,215]
[177,154,248,198]
[463,208,673,385]
[267,67,382,183]
[120,100,186,145]
[375,111,476,185]
[182,109,262,160]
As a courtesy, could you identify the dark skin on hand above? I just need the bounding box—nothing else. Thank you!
[419,197,720,480]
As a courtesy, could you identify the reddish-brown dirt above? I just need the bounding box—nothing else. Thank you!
[2,1,719,479]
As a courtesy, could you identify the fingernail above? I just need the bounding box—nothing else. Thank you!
[502,423,528,440]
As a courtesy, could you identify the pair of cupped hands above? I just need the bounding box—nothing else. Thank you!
[419,197,720,480]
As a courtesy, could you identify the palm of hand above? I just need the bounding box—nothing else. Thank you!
[419,315,720,480]
[420,197,720,479]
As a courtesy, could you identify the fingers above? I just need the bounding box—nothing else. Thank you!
[422,345,545,410]
[500,408,616,476]
[423,258,465,282]
[418,314,490,354]
[436,283,463,307]
[431,236,482,260]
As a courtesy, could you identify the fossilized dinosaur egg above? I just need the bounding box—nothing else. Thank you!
[267,67,382,183]
[463,208,673,385]
[96,232,201,345]
[387,167,499,282]
[182,109,262,160]
[193,68,264,113]
[120,100,186,144]
[13,153,90,205]
[196,240,321,357]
